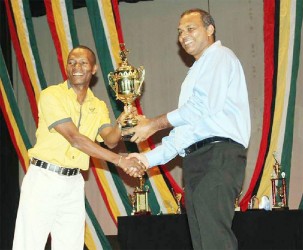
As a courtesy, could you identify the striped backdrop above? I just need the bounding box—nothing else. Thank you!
[0,0,180,248]
[2,1,303,248]
[240,0,303,210]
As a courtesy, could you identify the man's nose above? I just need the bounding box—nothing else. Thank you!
[73,62,81,69]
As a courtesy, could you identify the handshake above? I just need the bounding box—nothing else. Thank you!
[114,107,159,178]
[116,153,149,178]
[115,107,169,178]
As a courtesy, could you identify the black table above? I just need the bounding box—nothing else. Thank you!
[118,210,303,249]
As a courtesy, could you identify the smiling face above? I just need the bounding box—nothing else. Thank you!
[66,47,97,88]
[178,12,214,60]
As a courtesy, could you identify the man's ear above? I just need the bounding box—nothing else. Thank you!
[207,25,215,37]
[92,64,98,75]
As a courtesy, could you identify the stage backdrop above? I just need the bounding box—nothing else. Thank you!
[1,0,303,248]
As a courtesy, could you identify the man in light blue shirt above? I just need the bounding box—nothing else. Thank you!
[126,8,251,250]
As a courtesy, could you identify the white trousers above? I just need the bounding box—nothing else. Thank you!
[13,164,85,250]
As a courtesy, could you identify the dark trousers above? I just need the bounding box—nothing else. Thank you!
[183,141,247,250]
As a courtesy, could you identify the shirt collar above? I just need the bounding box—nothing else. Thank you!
[65,80,94,102]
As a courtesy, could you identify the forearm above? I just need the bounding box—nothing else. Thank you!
[103,123,122,148]
[150,114,172,133]
[71,133,120,165]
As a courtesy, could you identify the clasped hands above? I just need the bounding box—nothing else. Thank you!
[118,153,149,178]
[117,109,154,178]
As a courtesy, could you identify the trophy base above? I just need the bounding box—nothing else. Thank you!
[121,132,134,141]
[121,124,135,141]
[272,206,289,211]
[134,211,151,216]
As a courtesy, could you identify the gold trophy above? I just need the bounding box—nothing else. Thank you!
[271,152,288,210]
[175,193,182,214]
[129,177,151,215]
[108,44,145,141]
[171,188,182,214]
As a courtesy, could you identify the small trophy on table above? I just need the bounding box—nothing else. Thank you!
[129,176,151,215]
[108,44,145,141]
[271,152,288,210]
[171,188,183,214]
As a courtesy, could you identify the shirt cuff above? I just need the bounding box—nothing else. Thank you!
[144,146,164,168]
[167,109,184,127]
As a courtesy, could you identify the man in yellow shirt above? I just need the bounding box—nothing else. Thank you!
[13,45,145,250]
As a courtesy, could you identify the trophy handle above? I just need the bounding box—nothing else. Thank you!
[136,66,145,95]
[108,73,117,94]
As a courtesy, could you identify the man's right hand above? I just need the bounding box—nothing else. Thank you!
[123,115,157,143]
[118,156,147,178]
[123,114,171,144]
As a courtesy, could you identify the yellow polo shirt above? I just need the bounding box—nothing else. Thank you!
[28,81,111,170]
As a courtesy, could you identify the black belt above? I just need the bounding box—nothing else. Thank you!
[184,136,244,156]
[30,158,80,176]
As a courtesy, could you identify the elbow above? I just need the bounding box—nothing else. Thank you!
[68,135,82,150]
[105,142,117,149]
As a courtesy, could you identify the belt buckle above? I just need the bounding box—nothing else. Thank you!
[31,158,38,165]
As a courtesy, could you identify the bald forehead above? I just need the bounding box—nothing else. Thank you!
[68,48,96,64]
[178,12,203,28]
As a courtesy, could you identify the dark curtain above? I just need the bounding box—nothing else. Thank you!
[0,1,20,249]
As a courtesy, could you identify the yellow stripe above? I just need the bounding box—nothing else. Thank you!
[52,0,70,66]
[257,1,291,200]
[148,167,178,213]
[100,0,121,67]
[11,0,40,102]
[84,222,97,250]
[92,158,122,222]
[100,0,178,218]
[0,80,29,170]
[139,142,178,212]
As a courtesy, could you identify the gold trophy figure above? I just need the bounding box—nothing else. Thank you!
[129,176,151,215]
[271,152,288,210]
[108,44,145,141]
[175,193,182,214]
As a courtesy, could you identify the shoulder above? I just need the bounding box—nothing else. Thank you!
[41,82,67,95]
[87,90,109,110]
[211,41,238,61]
[39,82,67,102]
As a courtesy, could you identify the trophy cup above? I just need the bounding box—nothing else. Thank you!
[108,44,145,141]
[171,188,182,214]
[175,193,182,214]
[129,177,151,215]
[270,152,288,210]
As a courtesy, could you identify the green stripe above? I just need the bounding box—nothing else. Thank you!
[85,197,112,250]
[85,0,161,215]
[0,49,32,150]
[299,194,303,209]
[65,0,79,47]
[85,0,131,213]
[281,0,303,201]
[144,178,161,214]
[23,0,47,89]
[85,0,119,114]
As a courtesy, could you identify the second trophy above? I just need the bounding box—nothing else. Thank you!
[108,44,145,141]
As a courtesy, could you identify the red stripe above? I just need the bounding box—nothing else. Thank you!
[44,0,67,80]
[240,0,275,210]
[112,1,183,196]
[91,163,117,226]
[111,0,124,43]
[0,92,27,172]
[4,0,38,126]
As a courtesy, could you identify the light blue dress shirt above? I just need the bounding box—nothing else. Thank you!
[145,41,251,167]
